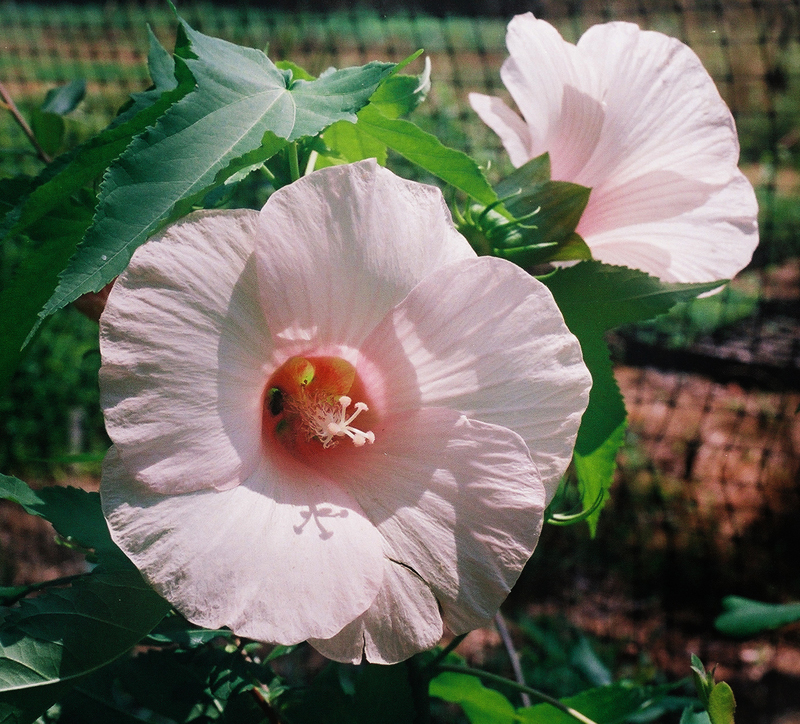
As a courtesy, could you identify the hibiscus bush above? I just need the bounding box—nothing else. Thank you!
[0,10,755,724]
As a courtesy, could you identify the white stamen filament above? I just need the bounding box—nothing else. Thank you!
[308,395,375,448]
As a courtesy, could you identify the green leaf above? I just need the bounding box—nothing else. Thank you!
[276,663,353,724]
[493,156,590,258]
[0,474,123,567]
[495,153,552,195]
[275,60,316,82]
[0,194,94,392]
[543,262,723,334]
[681,708,712,724]
[0,29,191,390]
[0,569,171,724]
[368,57,431,119]
[715,596,800,637]
[356,104,498,206]
[0,30,185,245]
[570,637,612,688]
[320,119,388,167]
[707,683,735,724]
[542,262,723,531]
[458,153,590,266]
[689,654,712,707]
[42,17,395,320]
[429,671,516,724]
[29,109,65,157]
[41,80,87,116]
[0,479,168,723]
[353,664,415,724]
[145,612,235,648]
[517,683,668,724]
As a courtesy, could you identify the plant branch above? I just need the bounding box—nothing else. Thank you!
[0,81,52,163]
[494,611,531,707]
[436,664,600,724]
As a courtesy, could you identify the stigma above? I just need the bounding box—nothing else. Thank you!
[307,395,375,448]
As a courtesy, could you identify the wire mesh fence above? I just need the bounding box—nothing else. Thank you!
[1,0,798,622]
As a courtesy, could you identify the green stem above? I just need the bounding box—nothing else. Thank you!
[288,142,301,182]
[436,665,600,724]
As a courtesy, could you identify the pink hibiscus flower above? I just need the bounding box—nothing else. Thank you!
[470,13,759,284]
[99,159,591,664]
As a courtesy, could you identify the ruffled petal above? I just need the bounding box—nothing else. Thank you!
[100,210,270,494]
[478,14,759,284]
[312,408,545,634]
[574,22,743,191]
[256,159,475,359]
[468,93,533,167]
[500,14,604,178]
[308,559,442,664]
[358,256,590,497]
[584,171,759,283]
[101,446,385,643]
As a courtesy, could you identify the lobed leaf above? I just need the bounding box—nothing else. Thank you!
[543,262,723,531]
[42,18,395,319]
[0,473,121,567]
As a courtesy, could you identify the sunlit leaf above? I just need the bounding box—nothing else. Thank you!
[429,671,516,724]
[356,104,497,206]
[543,262,722,532]
[42,17,395,319]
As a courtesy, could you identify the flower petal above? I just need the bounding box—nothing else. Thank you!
[468,92,533,167]
[101,446,385,643]
[312,407,545,634]
[358,256,590,497]
[308,559,442,664]
[500,14,604,179]
[477,14,759,284]
[100,210,271,494]
[583,171,759,283]
[255,159,475,358]
[574,22,743,190]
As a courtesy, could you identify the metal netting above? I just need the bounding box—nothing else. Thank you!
[1,0,798,615]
